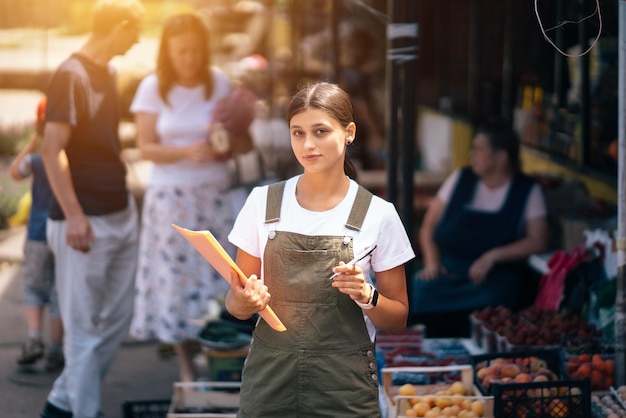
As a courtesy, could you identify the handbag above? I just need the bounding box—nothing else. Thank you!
[209,86,258,154]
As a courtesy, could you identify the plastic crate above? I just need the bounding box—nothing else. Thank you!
[168,381,240,417]
[121,400,170,418]
[471,347,567,396]
[470,316,497,353]
[491,378,591,418]
[381,365,494,418]
[562,336,615,391]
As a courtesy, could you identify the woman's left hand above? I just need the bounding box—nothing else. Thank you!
[330,262,370,304]
[468,251,497,284]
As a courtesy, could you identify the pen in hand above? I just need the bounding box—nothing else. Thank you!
[328,245,377,280]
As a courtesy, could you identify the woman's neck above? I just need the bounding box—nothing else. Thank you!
[481,169,513,189]
[176,77,202,87]
[296,173,351,211]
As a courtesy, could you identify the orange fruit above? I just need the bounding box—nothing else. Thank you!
[576,363,592,378]
[399,383,416,396]
[471,400,484,416]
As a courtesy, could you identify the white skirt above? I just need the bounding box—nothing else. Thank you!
[130,181,234,343]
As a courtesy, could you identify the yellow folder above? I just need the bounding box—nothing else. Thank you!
[172,224,286,332]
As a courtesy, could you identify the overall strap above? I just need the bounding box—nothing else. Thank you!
[265,181,286,224]
[345,186,373,231]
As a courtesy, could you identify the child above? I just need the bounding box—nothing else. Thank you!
[10,96,64,372]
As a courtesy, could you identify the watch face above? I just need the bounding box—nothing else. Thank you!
[372,289,379,307]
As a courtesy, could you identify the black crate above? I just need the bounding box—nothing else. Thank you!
[121,400,170,418]
[471,347,567,396]
[492,378,591,418]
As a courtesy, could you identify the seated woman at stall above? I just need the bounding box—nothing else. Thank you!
[412,123,548,338]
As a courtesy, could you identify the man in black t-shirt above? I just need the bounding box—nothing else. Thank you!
[40,1,143,417]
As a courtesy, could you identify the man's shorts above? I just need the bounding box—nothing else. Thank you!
[21,239,59,317]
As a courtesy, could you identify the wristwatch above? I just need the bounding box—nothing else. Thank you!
[355,284,378,310]
[371,286,379,307]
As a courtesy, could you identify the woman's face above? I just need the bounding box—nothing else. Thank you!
[469,133,497,177]
[289,108,352,175]
[167,31,205,85]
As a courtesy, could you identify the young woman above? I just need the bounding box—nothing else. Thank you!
[129,13,251,382]
[226,82,414,417]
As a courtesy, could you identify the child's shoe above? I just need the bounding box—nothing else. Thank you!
[16,340,45,365]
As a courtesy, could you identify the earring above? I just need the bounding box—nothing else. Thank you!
[347,137,352,145]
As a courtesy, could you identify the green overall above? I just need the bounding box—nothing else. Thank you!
[237,181,380,418]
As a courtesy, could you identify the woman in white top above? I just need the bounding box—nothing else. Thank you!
[414,124,548,338]
[225,82,414,417]
[129,13,252,382]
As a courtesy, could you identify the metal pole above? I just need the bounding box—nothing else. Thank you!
[553,0,565,108]
[614,0,626,388]
[400,1,419,303]
[386,0,419,311]
[468,0,479,124]
[578,0,591,165]
[501,0,513,122]
[386,0,400,205]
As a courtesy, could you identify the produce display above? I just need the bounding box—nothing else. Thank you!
[591,389,626,418]
[474,356,558,390]
[397,381,488,417]
[471,306,600,350]
[471,349,591,418]
[379,304,622,418]
[382,365,494,418]
[566,353,615,391]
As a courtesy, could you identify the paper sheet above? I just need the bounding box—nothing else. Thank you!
[172,224,286,332]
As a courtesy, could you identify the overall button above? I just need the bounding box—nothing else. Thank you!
[371,373,378,381]
[369,362,376,370]
[367,350,374,357]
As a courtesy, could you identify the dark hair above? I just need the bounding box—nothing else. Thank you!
[287,82,358,179]
[156,13,213,105]
[476,122,521,173]
[92,0,143,35]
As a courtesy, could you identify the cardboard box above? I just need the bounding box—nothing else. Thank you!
[382,365,494,418]
[168,382,240,418]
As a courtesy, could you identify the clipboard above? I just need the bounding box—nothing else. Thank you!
[172,224,286,332]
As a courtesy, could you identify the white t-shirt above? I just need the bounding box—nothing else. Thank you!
[228,176,416,341]
[130,70,232,187]
[436,169,547,220]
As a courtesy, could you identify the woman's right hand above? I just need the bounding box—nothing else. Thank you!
[417,262,446,281]
[226,272,271,319]
[185,140,218,163]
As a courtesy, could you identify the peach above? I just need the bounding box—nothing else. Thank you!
[514,373,533,383]
[500,363,521,378]
[471,400,484,416]
[399,383,416,396]
[548,399,568,417]
[449,381,466,396]
[412,402,430,416]
[435,397,453,409]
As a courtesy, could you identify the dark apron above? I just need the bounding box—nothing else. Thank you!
[237,181,381,418]
[413,168,534,313]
